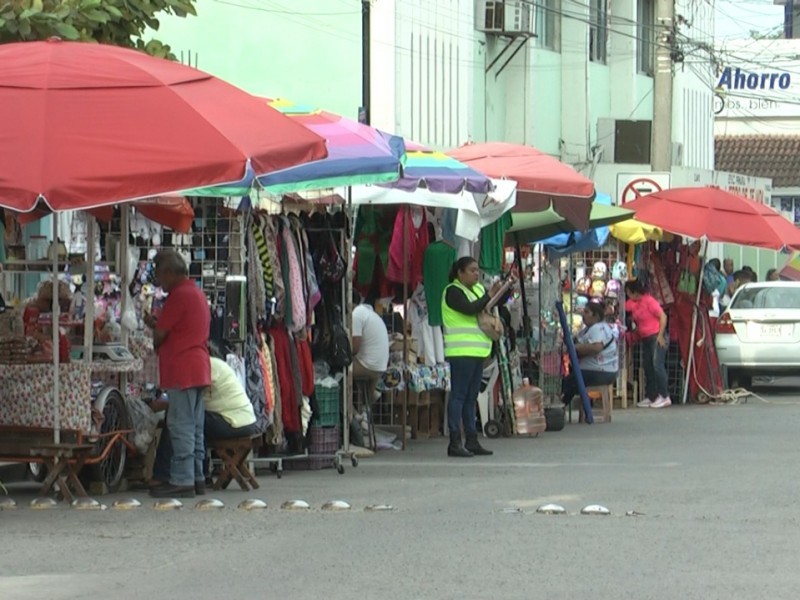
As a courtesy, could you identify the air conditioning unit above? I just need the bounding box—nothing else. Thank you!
[597,118,653,164]
[476,1,535,36]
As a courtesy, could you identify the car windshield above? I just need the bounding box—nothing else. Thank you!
[732,286,800,309]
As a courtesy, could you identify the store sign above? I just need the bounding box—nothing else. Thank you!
[717,67,791,91]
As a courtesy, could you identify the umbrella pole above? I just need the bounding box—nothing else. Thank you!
[52,216,61,444]
[681,239,707,405]
[343,187,352,454]
[513,234,534,371]
[402,207,408,451]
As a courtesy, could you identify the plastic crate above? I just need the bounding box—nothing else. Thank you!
[314,382,340,427]
[287,426,340,471]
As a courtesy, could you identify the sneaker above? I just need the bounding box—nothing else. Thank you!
[637,399,653,407]
[650,396,672,408]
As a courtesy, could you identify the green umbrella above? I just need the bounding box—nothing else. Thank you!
[507,202,634,245]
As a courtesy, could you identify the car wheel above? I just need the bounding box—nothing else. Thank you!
[730,370,752,390]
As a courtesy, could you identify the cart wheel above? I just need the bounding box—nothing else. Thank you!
[351,456,359,468]
[336,464,345,475]
[91,389,129,493]
[484,420,502,439]
[544,406,566,432]
[276,468,283,480]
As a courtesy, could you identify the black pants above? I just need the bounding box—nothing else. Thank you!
[562,370,617,406]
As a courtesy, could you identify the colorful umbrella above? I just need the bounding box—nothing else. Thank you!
[0,39,327,213]
[622,187,800,251]
[387,141,492,194]
[609,219,672,244]
[256,98,406,193]
[507,194,632,245]
[779,252,800,280]
[447,142,595,229]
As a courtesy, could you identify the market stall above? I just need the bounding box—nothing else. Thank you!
[0,39,327,500]
[351,143,516,448]
[622,187,800,403]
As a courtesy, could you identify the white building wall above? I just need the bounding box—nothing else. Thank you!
[372,0,480,148]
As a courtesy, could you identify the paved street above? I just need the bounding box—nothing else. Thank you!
[2,382,800,600]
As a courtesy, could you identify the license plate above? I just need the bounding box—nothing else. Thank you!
[757,324,783,337]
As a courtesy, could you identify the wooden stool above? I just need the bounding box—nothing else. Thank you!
[209,436,260,491]
[30,443,94,503]
[579,385,613,423]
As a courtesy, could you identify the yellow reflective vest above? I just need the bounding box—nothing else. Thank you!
[441,280,493,359]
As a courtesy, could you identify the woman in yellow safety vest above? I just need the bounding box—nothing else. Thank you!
[441,257,505,457]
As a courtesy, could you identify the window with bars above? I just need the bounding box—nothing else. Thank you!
[637,0,656,76]
[589,0,608,64]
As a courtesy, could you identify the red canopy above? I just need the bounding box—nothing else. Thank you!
[447,142,594,229]
[14,197,196,233]
[0,39,327,213]
[623,187,800,251]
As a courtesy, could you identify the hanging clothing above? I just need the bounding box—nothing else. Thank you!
[422,241,457,327]
[269,326,302,434]
[264,217,285,321]
[251,218,274,299]
[280,217,307,332]
[295,338,316,398]
[409,284,445,365]
[244,336,269,434]
[479,211,512,275]
[263,332,283,446]
[387,205,429,287]
[354,206,392,287]
[295,218,321,318]
[246,228,267,326]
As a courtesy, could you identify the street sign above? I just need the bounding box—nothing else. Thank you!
[617,172,671,205]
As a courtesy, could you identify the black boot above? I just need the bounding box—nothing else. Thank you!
[465,432,493,456]
[447,431,474,458]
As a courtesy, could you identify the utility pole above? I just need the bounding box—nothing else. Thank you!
[651,0,674,171]
[360,0,371,125]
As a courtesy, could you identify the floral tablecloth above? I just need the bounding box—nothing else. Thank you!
[0,362,94,431]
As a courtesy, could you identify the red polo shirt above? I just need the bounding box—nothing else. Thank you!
[157,279,211,390]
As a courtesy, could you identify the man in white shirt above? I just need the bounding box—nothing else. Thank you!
[352,290,390,397]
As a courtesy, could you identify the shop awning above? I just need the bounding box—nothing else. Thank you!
[0,39,327,214]
[506,195,632,245]
[622,186,800,251]
[447,142,595,230]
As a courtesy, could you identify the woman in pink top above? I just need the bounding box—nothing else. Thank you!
[625,280,670,408]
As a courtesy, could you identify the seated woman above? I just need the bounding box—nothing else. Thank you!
[561,302,619,406]
[149,344,259,491]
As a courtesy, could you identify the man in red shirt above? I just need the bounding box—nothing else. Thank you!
[144,249,211,498]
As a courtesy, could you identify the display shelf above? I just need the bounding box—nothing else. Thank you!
[2,260,116,273]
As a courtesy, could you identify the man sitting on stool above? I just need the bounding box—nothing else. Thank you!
[351,290,389,445]
[562,301,619,406]
[150,344,259,491]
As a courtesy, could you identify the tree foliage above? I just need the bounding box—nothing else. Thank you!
[0,0,197,58]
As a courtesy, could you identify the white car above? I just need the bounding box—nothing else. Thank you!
[715,281,800,388]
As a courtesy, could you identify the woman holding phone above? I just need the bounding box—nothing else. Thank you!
[441,257,515,457]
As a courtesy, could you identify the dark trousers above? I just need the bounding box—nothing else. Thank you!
[640,334,669,399]
[447,357,485,435]
[562,370,617,406]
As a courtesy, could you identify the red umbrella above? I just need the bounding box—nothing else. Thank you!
[447,142,594,229]
[0,39,327,213]
[623,187,800,251]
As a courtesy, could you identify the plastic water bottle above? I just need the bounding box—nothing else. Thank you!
[512,378,545,436]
